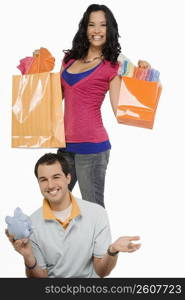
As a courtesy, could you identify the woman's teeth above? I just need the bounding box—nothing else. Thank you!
[92,35,102,40]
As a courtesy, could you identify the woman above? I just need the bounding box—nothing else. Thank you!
[58,4,150,207]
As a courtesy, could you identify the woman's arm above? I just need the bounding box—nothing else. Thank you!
[60,64,64,74]
[109,75,122,117]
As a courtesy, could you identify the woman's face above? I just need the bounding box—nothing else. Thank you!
[87,10,107,49]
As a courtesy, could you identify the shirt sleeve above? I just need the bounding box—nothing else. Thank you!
[107,62,119,82]
[93,208,112,258]
[29,233,47,270]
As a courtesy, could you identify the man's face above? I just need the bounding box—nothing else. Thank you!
[37,162,71,206]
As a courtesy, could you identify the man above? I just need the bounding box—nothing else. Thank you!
[6,153,141,278]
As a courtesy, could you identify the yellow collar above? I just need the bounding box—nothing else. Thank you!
[42,192,80,228]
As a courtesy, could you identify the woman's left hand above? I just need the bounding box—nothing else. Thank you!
[138,60,151,69]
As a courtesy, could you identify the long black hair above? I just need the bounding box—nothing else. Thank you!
[63,4,121,64]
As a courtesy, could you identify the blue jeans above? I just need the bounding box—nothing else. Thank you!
[57,149,110,207]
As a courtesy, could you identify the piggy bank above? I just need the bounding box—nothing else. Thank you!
[5,207,32,240]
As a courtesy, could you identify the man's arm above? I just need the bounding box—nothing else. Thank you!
[5,229,48,278]
[93,236,141,277]
[24,252,48,278]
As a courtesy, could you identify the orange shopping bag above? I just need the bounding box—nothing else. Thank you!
[12,72,65,147]
[116,76,162,129]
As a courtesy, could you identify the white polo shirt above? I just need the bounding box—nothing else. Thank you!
[29,194,111,278]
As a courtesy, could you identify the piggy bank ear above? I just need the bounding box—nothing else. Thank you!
[14,207,22,217]
[5,216,12,225]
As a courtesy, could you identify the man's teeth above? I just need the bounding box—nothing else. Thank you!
[48,189,59,195]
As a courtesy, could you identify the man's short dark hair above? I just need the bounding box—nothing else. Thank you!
[34,153,70,178]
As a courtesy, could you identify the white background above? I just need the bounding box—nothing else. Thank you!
[0,0,185,277]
